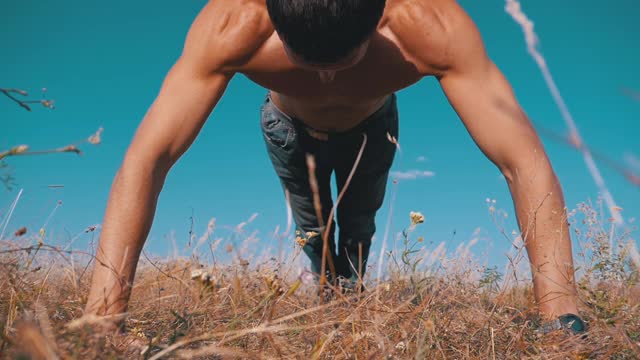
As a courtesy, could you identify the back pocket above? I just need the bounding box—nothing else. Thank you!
[261,106,295,149]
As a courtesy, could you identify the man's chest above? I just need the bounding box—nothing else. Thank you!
[239,32,426,103]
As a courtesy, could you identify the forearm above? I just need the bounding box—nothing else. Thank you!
[85,158,168,316]
[505,163,578,316]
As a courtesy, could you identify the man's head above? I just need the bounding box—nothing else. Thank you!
[266,0,386,71]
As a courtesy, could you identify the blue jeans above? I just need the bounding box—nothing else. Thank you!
[261,93,399,282]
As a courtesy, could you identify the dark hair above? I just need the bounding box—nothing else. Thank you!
[266,0,386,64]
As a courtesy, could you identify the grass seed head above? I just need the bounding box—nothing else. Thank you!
[88,127,103,145]
[10,145,29,155]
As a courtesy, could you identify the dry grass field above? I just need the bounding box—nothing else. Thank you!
[1,199,638,359]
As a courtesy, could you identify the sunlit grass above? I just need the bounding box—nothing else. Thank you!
[1,199,638,359]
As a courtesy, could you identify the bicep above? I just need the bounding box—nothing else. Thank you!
[435,10,547,174]
[125,1,239,168]
[127,60,231,167]
[439,62,544,172]
[124,1,268,168]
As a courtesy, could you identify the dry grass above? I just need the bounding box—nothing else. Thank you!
[0,200,639,360]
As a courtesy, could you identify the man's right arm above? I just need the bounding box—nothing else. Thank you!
[84,1,271,317]
[84,63,230,317]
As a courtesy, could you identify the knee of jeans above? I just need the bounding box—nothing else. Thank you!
[338,224,375,250]
[339,214,375,238]
[340,234,374,250]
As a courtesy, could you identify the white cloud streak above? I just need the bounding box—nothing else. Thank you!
[390,170,436,180]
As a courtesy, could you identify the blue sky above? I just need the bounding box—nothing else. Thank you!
[2,0,638,269]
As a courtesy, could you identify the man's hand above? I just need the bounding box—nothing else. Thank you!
[434,3,579,318]
[82,0,269,317]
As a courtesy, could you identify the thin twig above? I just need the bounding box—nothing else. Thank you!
[0,87,54,111]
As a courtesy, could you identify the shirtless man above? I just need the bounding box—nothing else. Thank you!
[85,0,586,334]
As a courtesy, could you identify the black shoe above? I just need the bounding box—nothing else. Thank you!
[312,271,338,302]
[338,276,365,295]
[538,313,587,337]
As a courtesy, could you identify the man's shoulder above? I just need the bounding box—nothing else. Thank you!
[182,0,274,73]
[384,0,478,75]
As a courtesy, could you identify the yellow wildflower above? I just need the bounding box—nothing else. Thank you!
[295,236,307,247]
[295,231,318,247]
[410,211,425,226]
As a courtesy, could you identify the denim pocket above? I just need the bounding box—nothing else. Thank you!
[360,98,399,174]
[261,106,295,149]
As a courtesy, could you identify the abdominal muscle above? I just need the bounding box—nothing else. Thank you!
[269,91,391,132]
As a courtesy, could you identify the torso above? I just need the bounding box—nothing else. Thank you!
[211,0,456,131]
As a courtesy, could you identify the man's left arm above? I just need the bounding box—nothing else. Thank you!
[435,7,578,319]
